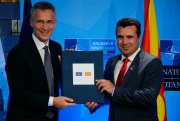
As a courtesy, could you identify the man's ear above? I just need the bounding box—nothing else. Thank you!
[58,55,61,62]
[30,18,33,27]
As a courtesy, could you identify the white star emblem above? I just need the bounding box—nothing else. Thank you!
[165,46,180,61]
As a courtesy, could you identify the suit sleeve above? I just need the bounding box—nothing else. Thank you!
[106,58,163,106]
[5,47,49,110]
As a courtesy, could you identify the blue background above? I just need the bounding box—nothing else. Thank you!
[20,0,180,121]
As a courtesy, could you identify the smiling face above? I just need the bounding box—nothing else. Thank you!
[30,9,56,44]
[116,25,140,57]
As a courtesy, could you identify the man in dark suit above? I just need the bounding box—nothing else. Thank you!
[5,2,75,121]
[86,18,163,121]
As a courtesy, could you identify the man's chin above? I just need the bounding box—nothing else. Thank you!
[122,51,131,57]
[38,38,49,43]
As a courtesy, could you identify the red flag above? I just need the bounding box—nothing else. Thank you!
[142,0,167,121]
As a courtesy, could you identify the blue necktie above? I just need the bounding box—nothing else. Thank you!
[43,46,54,96]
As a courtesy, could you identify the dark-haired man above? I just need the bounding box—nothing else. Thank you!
[86,18,163,121]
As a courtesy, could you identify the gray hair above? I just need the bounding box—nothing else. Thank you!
[30,1,56,19]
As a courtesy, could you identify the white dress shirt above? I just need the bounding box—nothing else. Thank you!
[114,47,141,84]
[32,33,54,106]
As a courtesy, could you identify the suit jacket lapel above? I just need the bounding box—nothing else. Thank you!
[49,41,61,96]
[27,37,47,83]
[122,49,145,86]
[49,41,58,78]
[110,55,120,84]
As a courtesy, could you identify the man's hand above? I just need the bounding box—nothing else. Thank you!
[84,102,99,110]
[53,96,76,109]
[96,79,115,95]
[65,48,74,51]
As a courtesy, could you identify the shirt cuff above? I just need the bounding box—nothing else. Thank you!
[111,87,115,96]
[48,96,54,106]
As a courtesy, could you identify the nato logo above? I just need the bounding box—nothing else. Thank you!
[71,45,84,51]
[160,40,180,66]
[64,39,87,51]
[161,40,180,91]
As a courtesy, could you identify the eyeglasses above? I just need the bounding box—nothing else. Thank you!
[34,19,56,26]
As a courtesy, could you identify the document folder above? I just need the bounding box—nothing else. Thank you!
[61,51,105,103]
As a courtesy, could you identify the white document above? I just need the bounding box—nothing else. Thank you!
[73,63,94,85]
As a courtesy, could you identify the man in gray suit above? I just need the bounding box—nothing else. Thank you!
[86,18,163,121]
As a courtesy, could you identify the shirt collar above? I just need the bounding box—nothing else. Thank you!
[32,33,49,51]
[121,47,141,62]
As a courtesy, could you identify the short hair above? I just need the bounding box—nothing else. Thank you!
[30,1,56,19]
[116,18,141,37]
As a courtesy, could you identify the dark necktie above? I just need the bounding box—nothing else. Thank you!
[116,58,130,86]
[43,46,54,96]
